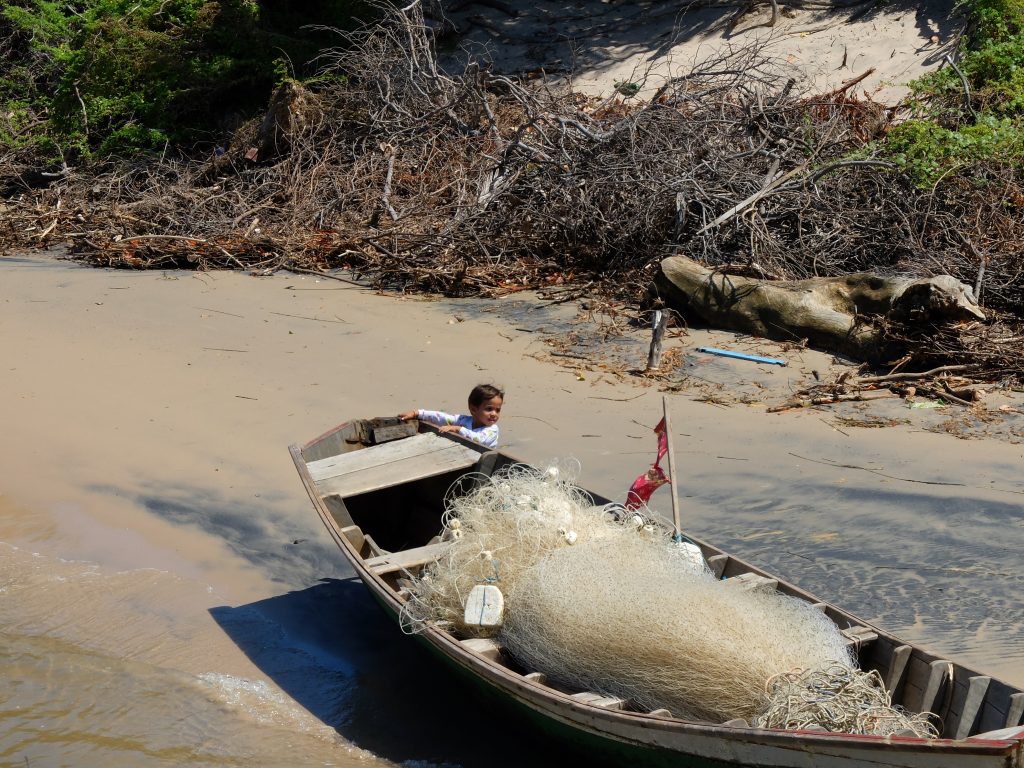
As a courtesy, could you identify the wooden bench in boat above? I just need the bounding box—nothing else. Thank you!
[306,432,483,499]
[364,540,452,575]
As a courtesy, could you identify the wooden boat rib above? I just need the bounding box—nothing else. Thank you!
[290,418,1024,768]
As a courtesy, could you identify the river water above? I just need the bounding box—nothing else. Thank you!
[2,256,1022,767]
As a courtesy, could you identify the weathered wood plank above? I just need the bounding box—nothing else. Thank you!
[885,644,913,696]
[728,572,779,592]
[706,554,729,579]
[921,660,953,724]
[340,524,364,551]
[842,625,879,652]
[952,676,992,739]
[364,540,452,575]
[306,432,453,480]
[523,672,547,684]
[901,654,932,712]
[461,637,502,661]
[571,691,627,710]
[1007,692,1024,728]
[362,534,386,558]
[309,433,482,498]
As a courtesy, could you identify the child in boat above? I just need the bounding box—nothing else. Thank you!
[399,384,504,449]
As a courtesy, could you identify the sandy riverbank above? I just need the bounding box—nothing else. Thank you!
[438,0,960,104]
[2,253,1022,766]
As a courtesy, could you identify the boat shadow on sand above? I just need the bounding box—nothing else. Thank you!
[210,577,582,768]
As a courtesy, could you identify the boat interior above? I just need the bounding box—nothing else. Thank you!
[294,418,1024,742]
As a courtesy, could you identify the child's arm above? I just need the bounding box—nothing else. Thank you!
[399,410,499,448]
[399,409,459,426]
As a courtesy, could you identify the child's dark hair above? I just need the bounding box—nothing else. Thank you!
[469,384,504,406]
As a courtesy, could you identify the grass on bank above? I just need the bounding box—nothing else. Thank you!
[882,0,1024,184]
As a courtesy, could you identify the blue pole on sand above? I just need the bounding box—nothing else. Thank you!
[696,347,787,366]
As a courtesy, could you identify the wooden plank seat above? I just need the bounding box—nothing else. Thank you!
[363,540,452,575]
[308,433,483,498]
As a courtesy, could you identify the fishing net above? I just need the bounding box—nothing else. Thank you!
[501,533,854,723]
[400,461,626,635]
[400,460,933,735]
[753,666,939,738]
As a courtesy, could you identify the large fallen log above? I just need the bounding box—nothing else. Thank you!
[654,256,984,362]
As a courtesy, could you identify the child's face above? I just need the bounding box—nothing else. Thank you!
[469,396,503,428]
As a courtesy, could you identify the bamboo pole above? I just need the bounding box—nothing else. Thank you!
[662,395,682,540]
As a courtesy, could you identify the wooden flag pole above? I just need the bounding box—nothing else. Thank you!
[662,395,682,541]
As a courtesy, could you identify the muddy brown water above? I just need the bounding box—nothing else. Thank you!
[2,255,1021,767]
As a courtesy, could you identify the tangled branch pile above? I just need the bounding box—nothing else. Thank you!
[2,2,1021,378]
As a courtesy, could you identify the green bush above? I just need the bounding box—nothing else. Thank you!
[0,0,367,161]
[967,0,1024,44]
[885,115,1024,184]
[882,0,1024,183]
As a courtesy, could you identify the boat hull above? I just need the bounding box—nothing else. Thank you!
[292,419,1024,768]
[364,574,1021,768]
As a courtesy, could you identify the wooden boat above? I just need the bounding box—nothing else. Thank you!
[290,417,1024,768]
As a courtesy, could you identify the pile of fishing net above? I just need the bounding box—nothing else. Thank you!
[502,531,853,722]
[754,666,939,738]
[401,462,936,734]
[401,461,617,635]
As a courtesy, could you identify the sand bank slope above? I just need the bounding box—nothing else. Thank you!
[439,0,959,103]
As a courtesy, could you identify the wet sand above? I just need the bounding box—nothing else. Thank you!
[2,253,1022,767]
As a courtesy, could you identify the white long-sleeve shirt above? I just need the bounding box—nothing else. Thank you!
[417,409,499,449]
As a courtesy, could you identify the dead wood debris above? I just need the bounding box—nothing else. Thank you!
[1,2,1022,387]
[768,361,1013,413]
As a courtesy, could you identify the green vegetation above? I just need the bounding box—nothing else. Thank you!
[882,0,1024,184]
[0,0,368,161]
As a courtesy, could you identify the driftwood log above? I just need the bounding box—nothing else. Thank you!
[654,256,984,362]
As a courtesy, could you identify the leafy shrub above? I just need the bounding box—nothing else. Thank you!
[0,0,367,161]
[883,0,1024,183]
[886,116,1024,184]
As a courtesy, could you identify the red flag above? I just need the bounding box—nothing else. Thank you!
[625,418,669,510]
